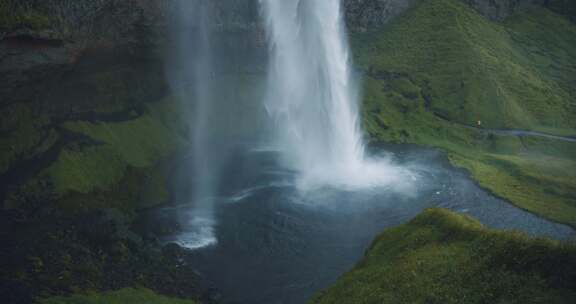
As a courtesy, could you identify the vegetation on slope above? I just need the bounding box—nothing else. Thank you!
[356,0,575,133]
[0,103,54,175]
[0,1,51,33]
[40,288,197,304]
[48,107,180,191]
[354,0,576,226]
[0,98,185,214]
[0,2,204,303]
[311,208,576,304]
[0,208,202,304]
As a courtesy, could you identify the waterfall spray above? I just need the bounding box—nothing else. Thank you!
[167,0,218,249]
[261,0,401,190]
[261,0,363,186]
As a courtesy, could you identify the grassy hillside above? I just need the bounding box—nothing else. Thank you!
[311,208,576,304]
[356,0,576,133]
[354,0,576,226]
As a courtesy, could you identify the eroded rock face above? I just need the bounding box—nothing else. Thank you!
[461,0,545,20]
[342,0,550,31]
[0,0,553,93]
[0,0,166,107]
[344,0,417,31]
[0,34,69,106]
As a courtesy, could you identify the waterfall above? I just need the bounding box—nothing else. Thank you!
[167,0,218,249]
[164,0,417,249]
[260,0,417,191]
[260,0,375,189]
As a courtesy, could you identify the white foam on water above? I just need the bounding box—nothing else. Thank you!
[168,0,219,250]
[174,216,218,250]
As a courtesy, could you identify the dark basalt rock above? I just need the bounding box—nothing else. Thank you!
[344,0,418,31]
[78,209,142,245]
[461,0,545,20]
[342,0,558,31]
[0,209,203,304]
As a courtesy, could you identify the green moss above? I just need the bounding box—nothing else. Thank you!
[0,2,51,32]
[44,99,184,210]
[311,208,576,304]
[0,103,54,175]
[138,164,170,209]
[46,145,128,195]
[355,0,576,227]
[64,115,178,168]
[39,288,197,304]
[52,164,171,212]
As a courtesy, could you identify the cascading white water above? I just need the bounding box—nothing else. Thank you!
[165,0,416,250]
[261,0,412,190]
[167,0,218,249]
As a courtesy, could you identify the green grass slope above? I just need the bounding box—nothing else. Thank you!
[41,99,185,211]
[355,0,576,226]
[311,209,576,304]
[40,288,197,304]
[356,0,576,133]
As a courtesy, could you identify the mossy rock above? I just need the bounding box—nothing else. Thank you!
[46,110,179,191]
[0,2,51,32]
[39,288,198,304]
[0,103,54,175]
[311,208,576,304]
[40,97,187,212]
[1,208,202,303]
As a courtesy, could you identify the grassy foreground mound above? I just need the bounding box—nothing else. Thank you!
[355,0,576,226]
[311,209,576,304]
[40,288,197,304]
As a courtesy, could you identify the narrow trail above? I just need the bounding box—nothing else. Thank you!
[433,113,576,142]
[479,128,576,143]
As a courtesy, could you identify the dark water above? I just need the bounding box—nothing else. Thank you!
[143,144,575,304]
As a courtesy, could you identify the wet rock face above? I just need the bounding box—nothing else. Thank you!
[343,0,418,31]
[168,0,266,69]
[0,0,167,108]
[0,208,203,303]
[342,0,549,31]
[461,0,545,21]
[0,34,69,107]
[1,0,165,47]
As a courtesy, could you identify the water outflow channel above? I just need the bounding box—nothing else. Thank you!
[144,144,575,304]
